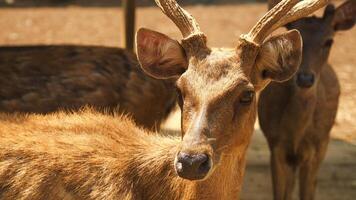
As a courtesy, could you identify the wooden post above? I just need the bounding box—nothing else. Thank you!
[122,0,136,52]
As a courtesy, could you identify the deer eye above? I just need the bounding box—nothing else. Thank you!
[324,39,333,48]
[239,90,255,105]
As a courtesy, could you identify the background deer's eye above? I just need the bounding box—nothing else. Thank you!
[239,90,255,105]
[324,39,333,48]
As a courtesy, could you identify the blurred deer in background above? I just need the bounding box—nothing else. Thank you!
[258,0,355,199]
[0,0,177,130]
[0,0,329,199]
[0,46,177,130]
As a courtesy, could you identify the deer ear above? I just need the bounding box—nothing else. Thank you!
[255,29,302,83]
[332,1,356,31]
[136,28,188,79]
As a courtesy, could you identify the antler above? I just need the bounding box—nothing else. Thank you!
[154,0,203,38]
[271,0,329,31]
[246,0,329,44]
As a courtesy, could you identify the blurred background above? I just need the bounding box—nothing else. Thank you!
[0,0,355,199]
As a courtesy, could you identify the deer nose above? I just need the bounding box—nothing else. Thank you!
[175,152,211,180]
[296,72,315,88]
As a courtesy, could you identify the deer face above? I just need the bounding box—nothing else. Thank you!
[137,0,327,181]
[174,48,258,180]
[137,29,301,180]
[287,1,355,88]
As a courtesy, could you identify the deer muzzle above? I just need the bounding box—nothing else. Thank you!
[296,71,315,88]
[174,129,214,180]
[175,151,212,180]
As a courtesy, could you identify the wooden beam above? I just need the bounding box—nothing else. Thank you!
[122,0,136,52]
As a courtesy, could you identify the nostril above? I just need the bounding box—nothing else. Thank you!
[197,154,211,174]
[190,153,211,175]
[296,72,315,88]
[177,152,191,164]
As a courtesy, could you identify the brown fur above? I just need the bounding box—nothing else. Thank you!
[0,45,177,130]
[0,109,245,200]
[258,2,355,199]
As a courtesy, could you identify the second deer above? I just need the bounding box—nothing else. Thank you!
[259,1,355,199]
[0,45,177,130]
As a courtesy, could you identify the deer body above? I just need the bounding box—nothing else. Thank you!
[0,110,246,200]
[0,45,177,130]
[258,63,340,200]
[259,1,355,199]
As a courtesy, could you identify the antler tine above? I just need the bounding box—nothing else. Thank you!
[270,0,329,32]
[247,0,329,44]
[155,0,203,38]
[246,0,299,44]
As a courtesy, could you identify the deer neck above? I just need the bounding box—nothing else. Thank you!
[270,79,318,150]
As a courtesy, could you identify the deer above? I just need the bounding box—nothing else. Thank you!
[0,0,328,199]
[0,46,177,131]
[258,0,355,200]
[0,1,177,131]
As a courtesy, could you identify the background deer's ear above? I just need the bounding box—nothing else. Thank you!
[255,29,302,83]
[331,1,355,31]
[136,28,188,79]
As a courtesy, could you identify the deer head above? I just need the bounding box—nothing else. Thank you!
[286,0,355,88]
[136,0,328,181]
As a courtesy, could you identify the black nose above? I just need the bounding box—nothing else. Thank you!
[296,72,315,88]
[175,152,211,180]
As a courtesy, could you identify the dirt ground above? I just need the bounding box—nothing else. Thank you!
[0,3,355,199]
